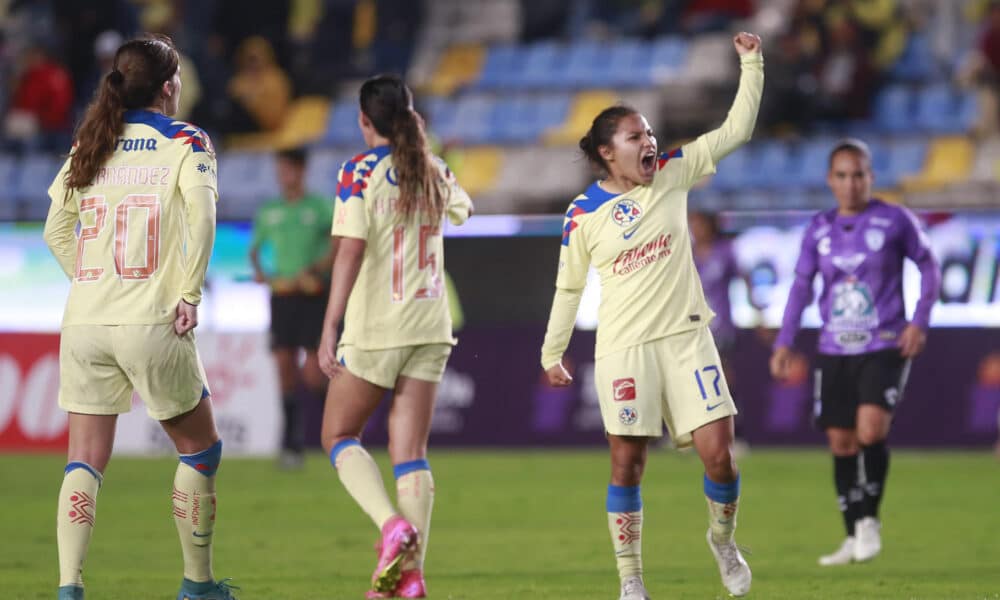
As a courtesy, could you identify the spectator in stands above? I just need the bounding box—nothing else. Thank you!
[3,43,74,152]
[542,32,763,600]
[681,0,755,35]
[249,147,333,470]
[760,30,817,133]
[814,14,878,120]
[958,0,1000,135]
[224,35,291,134]
[771,138,941,568]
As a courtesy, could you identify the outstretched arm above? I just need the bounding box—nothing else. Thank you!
[701,32,765,164]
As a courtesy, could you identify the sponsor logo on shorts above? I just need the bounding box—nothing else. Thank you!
[834,330,872,350]
[884,387,899,407]
[613,377,636,401]
[618,407,638,425]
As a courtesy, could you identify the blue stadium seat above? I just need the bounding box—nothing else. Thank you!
[448,95,496,144]
[889,32,936,83]
[877,140,927,187]
[515,42,565,89]
[476,45,524,90]
[305,149,352,199]
[872,85,915,133]
[789,138,835,188]
[324,99,364,146]
[0,155,16,220]
[914,84,963,133]
[746,140,792,188]
[607,39,647,87]
[558,40,605,88]
[647,36,687,84]
[15,154,60,220]
[709,145,751,192]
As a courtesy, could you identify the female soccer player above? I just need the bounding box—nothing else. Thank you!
[770,139,941,566]
[43,35,235,600]
[541,33,764,600]
[317,74,472,598]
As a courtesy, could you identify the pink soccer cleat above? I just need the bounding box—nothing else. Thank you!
[370,516,418,593]
[393,570,427,598]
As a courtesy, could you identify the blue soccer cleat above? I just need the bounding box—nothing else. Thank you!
[57,585,84,600]
[176,578,239,600]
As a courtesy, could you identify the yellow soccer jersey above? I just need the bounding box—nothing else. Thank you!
[332,146,472,350]
[44,110,218,326]
[541,52,764,368]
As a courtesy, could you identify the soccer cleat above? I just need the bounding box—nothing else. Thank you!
[818,536,855,566]
[176,578,239,600]
[853,517,882,562]
[57,585,84,600]
[706,529,752,597]
[365,570,427,599]
[370,516,418,593]
[619,575,651,600]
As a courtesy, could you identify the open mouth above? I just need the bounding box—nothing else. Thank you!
[640,152,656,173]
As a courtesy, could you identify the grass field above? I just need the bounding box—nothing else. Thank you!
[1,449,998,600]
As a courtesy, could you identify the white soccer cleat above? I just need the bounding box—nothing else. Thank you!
[619,575,651,600]
[818,536,855,566]
[706,529,752,597]
[853,517,882,562]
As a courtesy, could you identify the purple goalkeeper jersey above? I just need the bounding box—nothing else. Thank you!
[694,239,738,343]
[775,199,941,355]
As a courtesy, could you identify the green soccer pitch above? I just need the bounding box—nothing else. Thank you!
[2,449,997,599]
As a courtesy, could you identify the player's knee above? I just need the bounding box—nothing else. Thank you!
[322,433,356,457]
[179,439,222,477]
[856,427,885,446]
[702,447,737,482]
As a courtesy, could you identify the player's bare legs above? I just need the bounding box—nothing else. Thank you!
[322,369,416,593]
[693,416,750,596]
[378,375,438,598]
[853,405,892,562]
[607,435,650,600]
[57,414,117,598]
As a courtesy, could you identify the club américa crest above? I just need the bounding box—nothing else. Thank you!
[611,199,643,227]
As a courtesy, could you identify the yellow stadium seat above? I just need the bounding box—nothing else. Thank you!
[227,96,330,151]
[901,136,975,192]
[543,90,619,146]
[426,45,485,96]
[452,146,501,197]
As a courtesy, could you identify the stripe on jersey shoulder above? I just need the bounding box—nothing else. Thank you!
[337,144,393,202]
[561,181,619,246]
[123,109,212,153]
[656,146,683,169]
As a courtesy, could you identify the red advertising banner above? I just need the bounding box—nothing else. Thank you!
[0,333,67,451]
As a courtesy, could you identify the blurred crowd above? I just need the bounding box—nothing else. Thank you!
[1,0,999,154]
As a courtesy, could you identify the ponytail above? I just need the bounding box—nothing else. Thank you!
[391,109,446,224]
[64,72,127,194]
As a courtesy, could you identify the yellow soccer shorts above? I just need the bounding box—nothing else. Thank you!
[336,343,452,389]
[594,326,737,447]
[59,324,211,421]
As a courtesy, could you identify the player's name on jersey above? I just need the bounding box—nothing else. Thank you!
[114,137,159,152]
[92,165,172,187]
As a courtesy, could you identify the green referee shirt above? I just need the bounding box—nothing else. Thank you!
[250,194,334,278]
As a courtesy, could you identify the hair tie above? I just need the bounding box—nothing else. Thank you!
[108,69,124,85]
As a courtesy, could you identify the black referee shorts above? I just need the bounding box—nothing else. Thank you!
[269,293,327,351]
[813,349,912,429]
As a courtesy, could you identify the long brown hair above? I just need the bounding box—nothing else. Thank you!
[359,74,446,223]
[579,104,639,173]
[65,34,179,193]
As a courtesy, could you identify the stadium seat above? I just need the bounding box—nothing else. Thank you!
[304,148,354,199]
[647,36,688,84]
[450,146,502,197]
[606,39,647,87]
[889,31,937,82]
[0,155,16,220]
[543,90,618,146]
[324,98,365,147]
[708,145,751,192]
[873,85,915,133]
[426,44,485,95]
[877,140,927,187]
[515,41,565,89]
[914,84,967,133]
[14,154,60,209]
[447,95,496,144]
[475,44,525,90]
[558,40,606,89]
[902,136,974,191]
